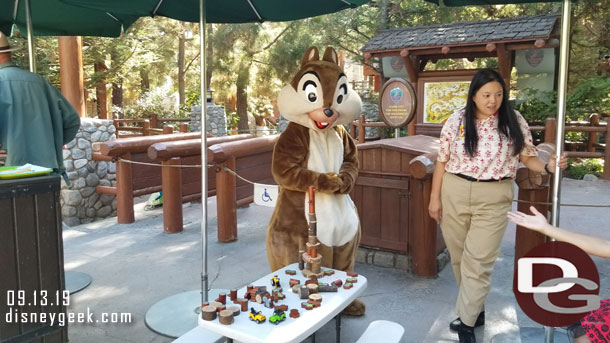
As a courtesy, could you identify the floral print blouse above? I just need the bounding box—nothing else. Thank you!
[437,108,538,179]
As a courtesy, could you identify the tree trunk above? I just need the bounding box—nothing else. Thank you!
[140,69,150,93]
[112,81,123,116]
[94,61,108,119]
[110,49,123,117]
[236,68,249,133]
[206,24,214,90]
[178,36,186,105]
[379,0,389,30]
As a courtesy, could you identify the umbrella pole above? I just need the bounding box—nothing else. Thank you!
[24,0,35,72]
[545,1,571,342]
[199,0,209,305]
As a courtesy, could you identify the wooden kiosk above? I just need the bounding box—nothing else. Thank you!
[352,15,561,276]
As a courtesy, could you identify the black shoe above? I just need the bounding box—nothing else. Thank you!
[457,323,476,343]
[449,311,485,332]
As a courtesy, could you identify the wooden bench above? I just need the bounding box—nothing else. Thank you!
[94,133,253,224]
[149,135,278,239]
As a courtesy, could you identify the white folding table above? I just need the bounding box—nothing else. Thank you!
[197,263,367,343]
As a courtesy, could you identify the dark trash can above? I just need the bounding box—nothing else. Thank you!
[0,175,67,343]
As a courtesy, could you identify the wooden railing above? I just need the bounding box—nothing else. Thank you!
[113,118,189,138]
[531,114,609,179]
[93,133,253,225]
[349,115,387,144]
[146,134,274,238]
[149,113,190,130]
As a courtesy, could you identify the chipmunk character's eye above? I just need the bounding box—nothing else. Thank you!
[303,81,318,103]
[336,83,347,104]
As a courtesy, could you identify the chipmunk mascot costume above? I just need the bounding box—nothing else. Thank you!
[266,46,365,315]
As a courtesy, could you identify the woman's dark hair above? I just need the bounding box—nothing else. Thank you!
[463,69,524,157]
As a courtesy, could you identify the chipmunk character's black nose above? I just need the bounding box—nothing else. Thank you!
[323,108,333,117]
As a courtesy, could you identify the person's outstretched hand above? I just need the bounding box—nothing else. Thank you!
[507,206,551,233]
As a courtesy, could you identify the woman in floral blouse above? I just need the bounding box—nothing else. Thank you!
[428,69,567,343]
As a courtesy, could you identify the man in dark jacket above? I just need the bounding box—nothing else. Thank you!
[0,31,80,180]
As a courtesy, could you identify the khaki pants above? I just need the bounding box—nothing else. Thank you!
[440,173,514,327]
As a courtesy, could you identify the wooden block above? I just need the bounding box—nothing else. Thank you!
[332,279,343,287]
[215,293,227,305]
[216,304,226,313]
[201,305,217,321]
[306,283,318,294]
[299,286,309,299]
[274,304,288,312]
[343,282,353,290]
[219,309,234,325]
[256,291,270,304]
[229,289,238,301]
[236,298,248,312]
[289,279,300,287]
[289,308,300,318]
[346,277,358,284]
[305,278,318,286]
[301,302,314,310]
[210,301,223,308]
[346,271,358,277]
[324,270,335,276]
[285,270,297,275]
[318,284,338,292]
[308,294,322,303]
[292,285,301,294]
[307,299,321,308]
[226,306,240,316]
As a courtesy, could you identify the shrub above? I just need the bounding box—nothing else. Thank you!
[565,157,604,179]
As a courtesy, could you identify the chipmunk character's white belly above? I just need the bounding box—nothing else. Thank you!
[305,129,359,246]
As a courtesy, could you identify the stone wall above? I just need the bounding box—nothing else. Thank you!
[362,101,380,139]
[190,103,227,136]
[61,118,117,227]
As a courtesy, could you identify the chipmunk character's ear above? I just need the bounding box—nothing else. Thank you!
[300,46,319,67]
[322,47,338,65]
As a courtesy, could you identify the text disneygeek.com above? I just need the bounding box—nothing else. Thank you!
[5,308,132,326]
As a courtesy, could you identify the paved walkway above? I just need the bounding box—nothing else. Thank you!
[63,178,610,343]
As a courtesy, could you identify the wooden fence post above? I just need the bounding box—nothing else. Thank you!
[180,123,188,133]
[142,120,151,136]
[163,125,174,134]
[113,119,120,139]
[151,113,159,128]
[216,156,237,242]
[408,151,441,277]
[162,157,183,233]
[358,115,365,144]
[544,117,556,143]
[514,143,554,262]
[116,152,135,223]
[587,113,599,152]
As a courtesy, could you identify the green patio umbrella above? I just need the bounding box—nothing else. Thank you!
[1,0,140,72]
[0,0,139,37]
[425,1,573,342]
[425,0,563,4]
[61,0,367,23]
